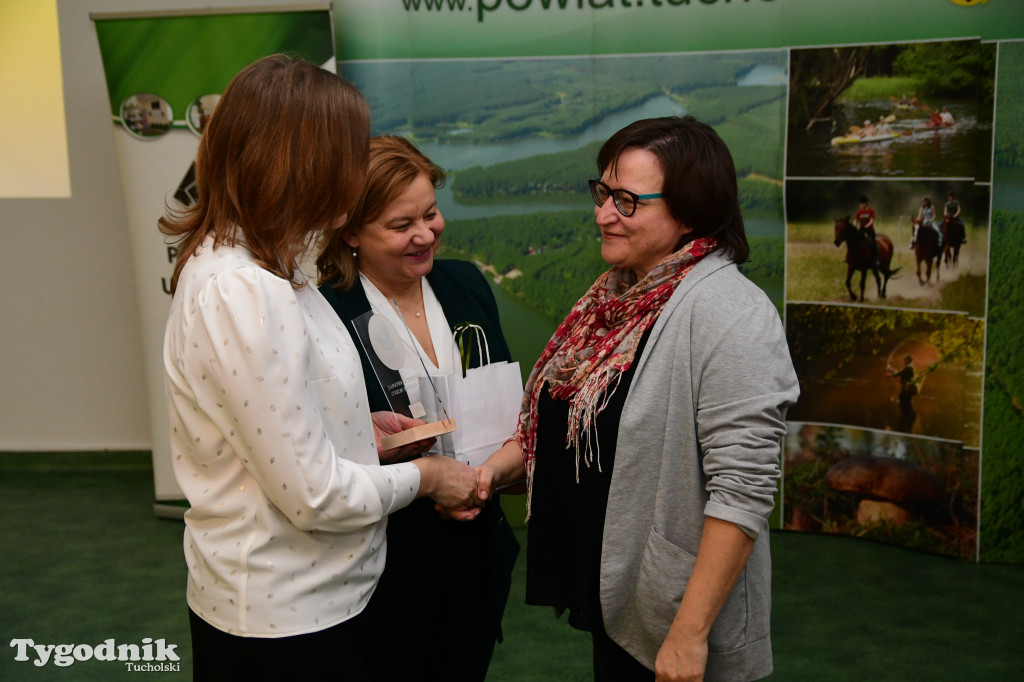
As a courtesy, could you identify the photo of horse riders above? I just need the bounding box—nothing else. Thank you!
[785,179,988,317]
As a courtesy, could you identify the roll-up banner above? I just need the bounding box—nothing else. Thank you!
[91,6,336,512]
[328,0,1023,562]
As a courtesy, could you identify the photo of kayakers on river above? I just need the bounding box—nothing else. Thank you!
[785,179,989,316]
[785,303,984,448]
[786,40,995,179]
[782,422,977,561]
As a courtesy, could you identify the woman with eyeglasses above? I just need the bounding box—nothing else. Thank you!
[447,116,799,682]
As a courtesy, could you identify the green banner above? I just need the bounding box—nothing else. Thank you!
[334,0,1024,562]
[95,10,334,121]
[334,0,1020,60]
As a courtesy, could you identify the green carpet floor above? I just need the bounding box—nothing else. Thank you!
[2,453,1022,681]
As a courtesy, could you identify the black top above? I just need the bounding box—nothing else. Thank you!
[525,328,651,632]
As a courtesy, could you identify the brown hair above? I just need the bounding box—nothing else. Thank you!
[317,135,445,290]
[596,116,749,264]
[160,54,370,294]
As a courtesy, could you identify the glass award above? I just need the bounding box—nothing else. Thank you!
[350,310,456,450]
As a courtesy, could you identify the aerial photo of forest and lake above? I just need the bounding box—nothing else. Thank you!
[341,52,788,366]
[981,40,1024,563]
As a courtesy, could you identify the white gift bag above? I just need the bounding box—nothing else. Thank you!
[419,324,523,467]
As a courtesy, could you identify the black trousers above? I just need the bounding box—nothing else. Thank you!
[592,624,655,682]
[371,498,518,682]
[189,591,391,682]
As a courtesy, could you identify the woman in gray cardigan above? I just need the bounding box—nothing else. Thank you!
[451,117,799,682]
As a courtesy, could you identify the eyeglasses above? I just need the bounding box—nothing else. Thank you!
[589,179,663,218]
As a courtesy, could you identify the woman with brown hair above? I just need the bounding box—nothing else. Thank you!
[161,56,478,680]
[451,116,799,681]
[316,135,519,682]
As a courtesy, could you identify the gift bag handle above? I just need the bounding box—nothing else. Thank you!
[453,323,491,376]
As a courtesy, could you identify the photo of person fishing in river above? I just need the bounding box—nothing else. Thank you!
[785,303,984,446]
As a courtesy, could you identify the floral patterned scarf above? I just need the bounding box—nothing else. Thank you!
[518,237,718,516]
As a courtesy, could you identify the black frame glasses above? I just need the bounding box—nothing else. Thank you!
[589,178,663,217]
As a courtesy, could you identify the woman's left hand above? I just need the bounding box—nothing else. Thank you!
[654,630,708,682]
[654,518,755,682]
[371,411,436,463]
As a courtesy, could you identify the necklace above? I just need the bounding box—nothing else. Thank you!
[391,296,423,318]
[371,275,424,318]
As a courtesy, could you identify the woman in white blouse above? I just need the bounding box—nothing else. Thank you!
[160,55,478,681]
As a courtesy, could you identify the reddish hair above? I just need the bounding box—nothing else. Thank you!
[317,135,445,290]
[160,54,370,294]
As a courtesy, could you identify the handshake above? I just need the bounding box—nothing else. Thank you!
[372,412,519,520]
[416,456,495,521]
[426,440,528,520]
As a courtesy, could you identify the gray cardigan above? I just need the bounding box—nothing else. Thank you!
[600,250,799,681]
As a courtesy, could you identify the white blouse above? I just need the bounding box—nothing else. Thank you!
[163,239,420,637]
[360,273,459,416]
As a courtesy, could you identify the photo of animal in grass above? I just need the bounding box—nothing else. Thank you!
[783,422,978,560]
[785,179,989,315]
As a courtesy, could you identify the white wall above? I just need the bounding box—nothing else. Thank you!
[0,0,305,452]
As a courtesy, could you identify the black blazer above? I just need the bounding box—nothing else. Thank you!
[319,258,520,653]
[319,258,513,412]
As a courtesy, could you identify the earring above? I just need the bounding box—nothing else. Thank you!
[352,250,357,258]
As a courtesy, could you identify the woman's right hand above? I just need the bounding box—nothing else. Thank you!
[436,440,528,521]
[413,455,480,517]
[371,411,436,463]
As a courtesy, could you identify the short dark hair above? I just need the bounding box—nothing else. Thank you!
[596,116,748,263]
[160,54,370,294]
[859,195,870,204]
